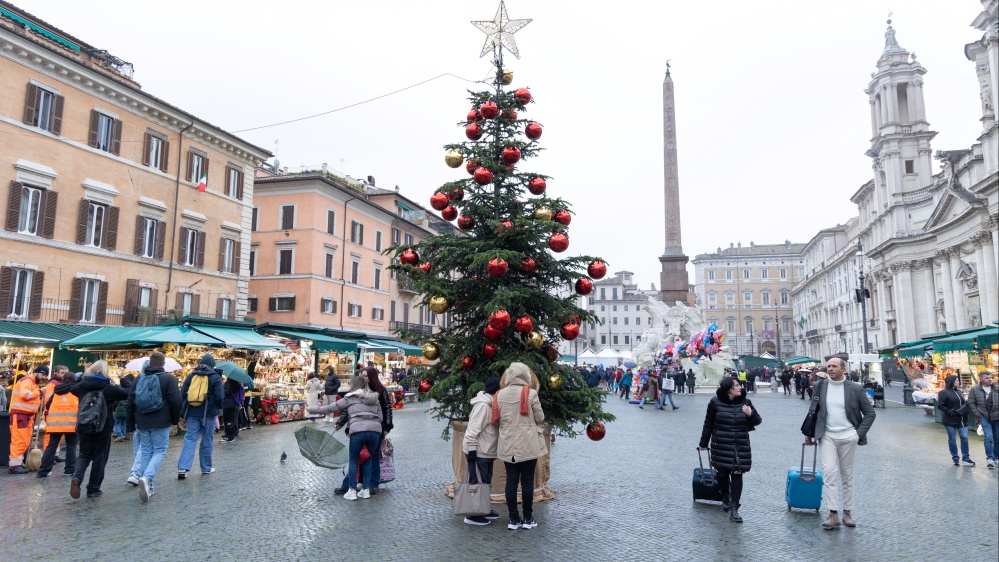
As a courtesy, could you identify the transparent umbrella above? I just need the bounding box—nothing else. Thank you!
[294,425,349,470]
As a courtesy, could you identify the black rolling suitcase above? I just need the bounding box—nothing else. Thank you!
[692,448,723,503]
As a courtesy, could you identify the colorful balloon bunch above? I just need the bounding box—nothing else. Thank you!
[662,323,725,362]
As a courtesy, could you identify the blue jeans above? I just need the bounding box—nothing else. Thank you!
[132,427,170,487]
[178,414,216,472]
[656,391,676,409]
[980,418,999,461]
[129,430,143,475]
[346,431,380,490]
[113,417,126,437]
[945,425,971,462]
[370,432,384,489]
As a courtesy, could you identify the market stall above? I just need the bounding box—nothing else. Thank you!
[0,321,102,380]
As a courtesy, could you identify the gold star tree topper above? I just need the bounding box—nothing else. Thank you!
[471,1,531,59]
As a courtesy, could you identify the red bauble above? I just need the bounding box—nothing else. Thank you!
[418,379,432,393]
[484,344,498,358]
[479,101,499,119]
[473,167,493,185]
[430,192,450,211]
[467,109,481,122]
[400,249,419,265]
[466,160,479,175]
[528,177,546,195]
[525,122,543,140]
[419,262,432,273]
[587,260,608,279]
[449,188,465,202]
[520,257,536,273]
[502,109,518,120]
[488,310,511,331]
[501,146,522,164]
[553,209,571,225]
[497,220,514,233]
[586,422,606,441]
[514,315,534,334]
[560,322,580,340]
[483,324,503,341]
[461,356,475,370]
[441,206,458,221]
[548,233,569,252]
[545,346,559,361]
[514,88,532,105]
[457,215,475,230]
[487,258,509,277]
[465,123,483,141]
[575,278,593,296]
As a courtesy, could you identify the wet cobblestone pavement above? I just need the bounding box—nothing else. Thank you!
[2,386,997,561]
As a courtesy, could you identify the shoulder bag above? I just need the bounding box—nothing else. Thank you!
[452,462,491,517]
[800,383,820,437]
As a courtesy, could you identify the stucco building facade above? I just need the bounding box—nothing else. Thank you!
[0,3,269,326]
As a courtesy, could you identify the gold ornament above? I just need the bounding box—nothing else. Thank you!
[501,69,514,85]
[548,373,563,390]
[525,330,544,348]
[428,296,450,314]
[422,342,441,360]
[533,206,552,221]
[444,150,463,168]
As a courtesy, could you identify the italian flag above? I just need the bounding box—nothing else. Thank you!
[196,173,208,192]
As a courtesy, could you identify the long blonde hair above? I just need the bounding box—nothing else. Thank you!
[85,360,109,378]
[348,375,370,393]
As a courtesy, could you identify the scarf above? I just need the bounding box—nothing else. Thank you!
[489,385,532,425]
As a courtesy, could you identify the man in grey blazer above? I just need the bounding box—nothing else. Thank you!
[805,356,876,530]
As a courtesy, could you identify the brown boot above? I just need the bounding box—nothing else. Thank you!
[821,511,840,530]
[841,511,856,528]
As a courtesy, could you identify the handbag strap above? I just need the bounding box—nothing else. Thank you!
[466,460,480,484]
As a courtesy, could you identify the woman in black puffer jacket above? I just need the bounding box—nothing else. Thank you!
[698,377,762,523]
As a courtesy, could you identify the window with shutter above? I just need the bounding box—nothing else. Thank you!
[154,221,166,260]
[91,112,116,153]
[105,206,119,251]
[124,279,139,325]
[278,249,293,275]
[195,231,206,268]
[280,205,295,230]
[188,150,206,183]
[375,231,382,251]
[226,166,242,199]
[251,207,258,231]
[248,297,258,313]
[327,210,335,235]
[178,227,190,265]
[22,83,39,126]
[325,253,335,278]
[248,250,256,276]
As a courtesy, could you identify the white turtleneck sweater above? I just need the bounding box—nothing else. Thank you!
[824,378,858,439]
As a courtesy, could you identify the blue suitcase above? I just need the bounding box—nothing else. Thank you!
[693,448,723,503]
[786,442,823,511]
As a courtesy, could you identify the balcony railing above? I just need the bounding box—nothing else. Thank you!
[805,329,819,338]
[390,321,433,336]
[397,272,419,294]
[12,298,239,327]
[835,324,844,333]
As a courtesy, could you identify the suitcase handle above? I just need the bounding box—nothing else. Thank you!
[697,448,716,485]
[799,442,818,482]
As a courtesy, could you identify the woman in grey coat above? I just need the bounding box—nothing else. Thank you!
[308,375,382,499]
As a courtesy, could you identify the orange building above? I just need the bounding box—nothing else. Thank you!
[0,3,270,325]
[249,170,447,337]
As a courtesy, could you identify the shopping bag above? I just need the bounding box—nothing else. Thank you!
[452,463,490,516]
[380,452,396,483]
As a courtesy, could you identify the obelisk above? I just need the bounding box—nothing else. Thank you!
[658,64,691,303]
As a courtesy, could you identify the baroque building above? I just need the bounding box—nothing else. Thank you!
[794,3,998,359]
[692,242,805,358]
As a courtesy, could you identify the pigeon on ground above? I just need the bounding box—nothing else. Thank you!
[280,451,287,462]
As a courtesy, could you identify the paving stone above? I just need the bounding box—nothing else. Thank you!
[1,389,996,560]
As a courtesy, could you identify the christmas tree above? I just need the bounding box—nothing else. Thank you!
[389,1,614,439]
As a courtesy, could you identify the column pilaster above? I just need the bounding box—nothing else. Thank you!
[949,249,967,329]
[919,259,937,334]
[937,250,956,330]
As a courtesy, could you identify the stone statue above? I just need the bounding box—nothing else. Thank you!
[981,82,993,114]
[641,296,734,386]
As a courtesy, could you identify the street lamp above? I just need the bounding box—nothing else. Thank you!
[855,242,870,355]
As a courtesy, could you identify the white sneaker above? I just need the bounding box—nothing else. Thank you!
[343,489,358,500]
[127,474,140,486]
[987,459,996,469]
[138,477,151,503]
[357,489,370,499]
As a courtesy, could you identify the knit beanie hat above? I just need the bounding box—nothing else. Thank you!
[484,377,501,395]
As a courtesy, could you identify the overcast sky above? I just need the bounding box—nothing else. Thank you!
[16,0,987,287]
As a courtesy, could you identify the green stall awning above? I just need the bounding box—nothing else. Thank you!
[784,356,820,366]
[266,330,359,353]
[931,326,999,352]
[60,326,223,349]
[364,339,423,357]
[188,325,282,350]
[0,321,101,348]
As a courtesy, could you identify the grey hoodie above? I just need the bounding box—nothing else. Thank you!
[309,391,382,434]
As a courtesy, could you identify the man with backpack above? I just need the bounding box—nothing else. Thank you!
[125,352,182,502]
[177,353,224,480]
[56,360,127,499]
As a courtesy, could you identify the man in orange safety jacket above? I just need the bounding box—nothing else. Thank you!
[8,365,49,474]
[37,370,78,477]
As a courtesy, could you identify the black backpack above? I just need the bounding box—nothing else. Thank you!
[77,390,108,434]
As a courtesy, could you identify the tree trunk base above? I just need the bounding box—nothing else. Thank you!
[447,421,555,504]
